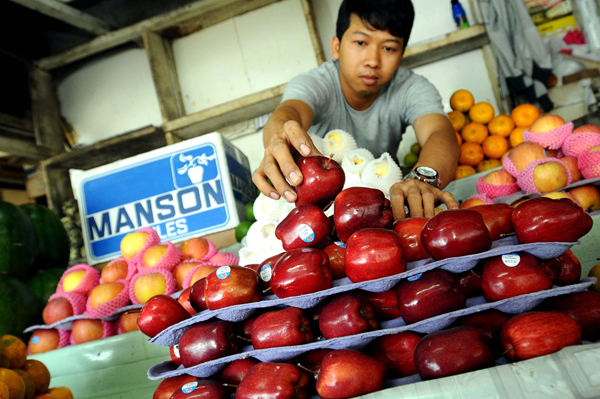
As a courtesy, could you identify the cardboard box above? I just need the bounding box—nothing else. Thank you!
[70,133,255,265]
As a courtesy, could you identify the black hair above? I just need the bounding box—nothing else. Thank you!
[336,0,415,47]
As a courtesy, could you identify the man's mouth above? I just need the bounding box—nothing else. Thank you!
[359,75,379,85]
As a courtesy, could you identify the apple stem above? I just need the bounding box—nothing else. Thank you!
[222,383,238,388]
[296,363,318,377]
[381,306,398,311]
[262,287,272,294]
[125,309,141,315]
[499,232,516,238]
[500,347,512,358]
[325,153,334,168]
[334,249,344,260]
[237,335,252,343]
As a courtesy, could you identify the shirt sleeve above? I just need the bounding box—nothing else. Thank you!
[397,73,447,126]
[281,68,332,123]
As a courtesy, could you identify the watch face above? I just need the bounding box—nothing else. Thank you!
[416,166,437,178]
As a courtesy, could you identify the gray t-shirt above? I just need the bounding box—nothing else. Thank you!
[282,60,446,161]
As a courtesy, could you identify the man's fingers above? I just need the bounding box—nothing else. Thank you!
[390,184,407,220]
[261,153,297,202]
[284,120,313,157]
[252,168,280,200]
[421,189,437,218]
[440,191,459,210]
[406,187,424,218]
[271,135,303,188]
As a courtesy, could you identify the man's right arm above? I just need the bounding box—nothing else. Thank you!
[252,99,320,202]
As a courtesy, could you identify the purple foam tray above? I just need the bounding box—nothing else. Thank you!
[149,237,576,347]
[147,277,594,379]
[492,176,600,205]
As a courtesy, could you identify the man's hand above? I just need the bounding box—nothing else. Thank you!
[389,178,459,220]
[252,120,321,202]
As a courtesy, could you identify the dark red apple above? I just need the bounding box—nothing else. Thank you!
[153,375,200,399]
[204,265,261,310]
[293,348,333,374]
[251,307,313,349]
[256,252,285,292]
[295,155,345,208]
[333,187,394,242]
[368,331,422,377]
[137,294,191,338]
[392,216,430,262]
[319,293,379,339]
[322,242,347,279]
[316,349,386,399]
[480,252,552,302]
[500,311,582,362]
[239,315,257,341]
[178,321,238,368]
[471,203,514,241]
[345,228,406,283]
[421,209,492,260]
[220,358,259,386]
[511,197,593,243]
[537,291,600,342]
[540,250,582,286]
[236,363,310,399]
[189,278,208,312]
[271,248,332,298]
[361,289,402,321]
[177,287,197,316]
[452,309,509,358]
[414,326,494,380]
[275,204,332,250]
[452,266,483,299]
[396,270,465,324]
[170,380,225,399]
[170,344,181,367]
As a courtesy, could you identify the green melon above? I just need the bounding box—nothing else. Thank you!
[0,274,42,339]
[0,201,38,279]
[26,268,65,304]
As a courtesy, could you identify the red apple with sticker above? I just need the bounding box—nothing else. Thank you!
[271,248,332,298]
[204,265,261,310]
[251,307,314,349]
[275,204,332,250]
[319,293,379,339]
[333,187,394,242]
[537,291,600,342]
[322,242,347,279]
[540,250,581,286]
[178,321,238,368]
[480,252,552,302]
[256,252,285,292]
[500,311,581,362]
[396,270,466,324]
[170,380,226,399]
[421,209,492,260]
[153,375,201,399]
[470,203,514,241]
[236,363,310,399]
[295,155,345,208]
[414,326,494,380]
[220,358,259,386]
[452,309,509,358]
[368,331,422,377]
[345,228,406,283]
[392,217,430,262]
[361,289,402,321]
[137,294,191,338]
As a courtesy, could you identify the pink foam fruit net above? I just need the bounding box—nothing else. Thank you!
[502,155,521,178]
[208,252,240,266]
[129,267,176,305]
[99,257,138,284]
[517,157,572,194]
[48,291,87,316]
[465,193,495,205]
[522,122,573,150]
[476,175,519,199]
[136,241,182,273]
[56,264,100,296]
[84,279,132,319]
[579,150,600,179]
[562,131,600,157]
[126,227,161,265]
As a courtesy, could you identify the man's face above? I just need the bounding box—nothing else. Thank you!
[332,14,405,107]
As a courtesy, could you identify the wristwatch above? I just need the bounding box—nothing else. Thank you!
[403,166,442,189]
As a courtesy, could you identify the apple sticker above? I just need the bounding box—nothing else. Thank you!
[334,241,346,248]
[216,266,231,279]
[32,336,39,344]
[173,344,180,357]
[181,381,198,393]
[408,274,422,281]
[298,224,316,243]
[260,264,272,282]
[501,253,520,267]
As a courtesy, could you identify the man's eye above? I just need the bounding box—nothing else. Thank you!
[357,40,365,46]
[384,46,396,52]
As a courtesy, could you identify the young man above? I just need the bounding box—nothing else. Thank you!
[252,0,460,220]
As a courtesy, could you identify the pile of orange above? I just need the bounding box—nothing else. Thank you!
[0,334,74,399]
[449,89,541,180]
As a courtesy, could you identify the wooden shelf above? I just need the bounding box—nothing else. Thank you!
[43,125,167,170]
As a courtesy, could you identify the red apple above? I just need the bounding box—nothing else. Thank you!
[177,287,197,316]
[368,331,422,377]
[293,349,333,374]
[118,311,140,333]
[511,197,593,243]
[256,252,285,293]
[540,250,581,286]
[28,329,60,354]
[316,349,385,399]
[537,291,600,342]
[481,252,552,301]
[561,156,582,183]
[179,321,238,368]
[333,187,394,242]
[392,217,430,262]
[345,228,406,283]
[179,237,211,261]
[137,294,191,338]
[275,204,332,250]
[500,311,581,362]
[295,155,345,208]
[101,259,129,283]
[470,203,514,241]
[153,375,201,399]
[251,307,313,349]
[170,380,225,399]
[271,248,332,298]
[189,278,208,312]
[319,293,379,339]
[239,315,257,341]
[414,326,494,380]
[452,309,509,358]
[421,209,492,260]
[322,242,347,279]
[572,124,600,134]
[42,297,74,325]
[396,269,466,324]
[361,289,402,321]
[204,265,261,310]
[220,358,259,386]
[236,363,310,399]
[452,267,483,299]
[170,345,181,367]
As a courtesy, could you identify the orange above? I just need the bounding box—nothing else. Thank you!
[469,102,495,124]
[47,388,72,399]
[482,135,510,159]
[459,142,485,167]
[21,361,49,396]
[0,381,9,399]
[455,165,477,180]
[0,368,25,399]
[456,131,463,145]
[11,371,33,399]
[0,336,27,370]
[31,395,54,399]
[476,159,502,173]
[488,115,515,137]
[450,89,475,112]
[461,122,488,144]
[448,110,467,131]
[511,104,540,127]
[509,126,527,147]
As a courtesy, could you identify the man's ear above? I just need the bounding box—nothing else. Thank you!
[331,36,340,60]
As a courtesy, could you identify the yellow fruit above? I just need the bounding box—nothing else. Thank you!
[62,271,86,292]
[0,368,26,399]
[0,336,27,369]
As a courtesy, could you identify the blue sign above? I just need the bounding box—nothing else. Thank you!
[80,142,232,263]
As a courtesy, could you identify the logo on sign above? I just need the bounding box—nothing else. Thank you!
[172,150,217,188]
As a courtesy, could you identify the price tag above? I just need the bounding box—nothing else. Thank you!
[216,266,231,279]
[298,224,315,243]
[408,274,422,281]
[181,382,198,393]
[502,253,521,267]
[260,264,272,282]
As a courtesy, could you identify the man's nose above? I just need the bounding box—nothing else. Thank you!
[364,45,380,68]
